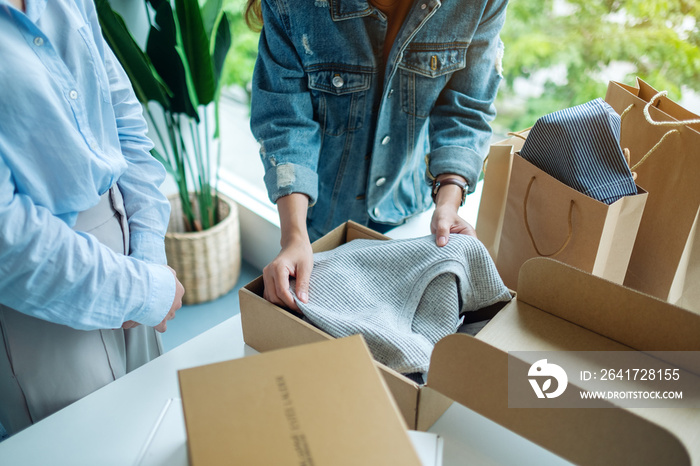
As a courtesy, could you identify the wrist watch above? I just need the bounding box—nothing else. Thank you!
[431,177,468,206]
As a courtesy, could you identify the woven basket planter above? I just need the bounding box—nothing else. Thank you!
[165,192,241,305]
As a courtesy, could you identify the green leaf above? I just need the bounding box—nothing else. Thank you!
[150,147,176,177]
[211,10,232,90]
[147,1,199,119]
[201,0,223,39]
[175,0,217,106]
[147,0,167,11]
[96,0,170,108]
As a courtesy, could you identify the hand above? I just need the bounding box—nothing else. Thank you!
[154,266,185,333]
[121,320,140,330]
[263,234,313,313]
[263,193,313,313]
[431,204,477,246]
[431,174,477,246]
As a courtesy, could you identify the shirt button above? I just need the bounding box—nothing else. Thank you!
[34,36,44,47]
[421,3,427,9]
[375,177,386,187]
[373,207,381,217]
[332,74,344,88]
[69,90,79,100]
[381,136,391,145]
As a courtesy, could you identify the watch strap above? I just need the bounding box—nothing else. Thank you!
[431,177,468,207]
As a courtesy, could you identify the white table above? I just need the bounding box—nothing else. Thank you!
[0,315,570,466]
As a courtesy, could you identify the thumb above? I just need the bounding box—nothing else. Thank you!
[295,262,312,303]
[435,220,451,247]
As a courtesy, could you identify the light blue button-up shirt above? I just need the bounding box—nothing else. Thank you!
[0,0,174,330]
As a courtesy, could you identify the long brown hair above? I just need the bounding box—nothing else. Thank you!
[245,0,263,31]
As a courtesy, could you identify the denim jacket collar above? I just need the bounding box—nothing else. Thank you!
[330,0,445,21]
[329,0,373,21]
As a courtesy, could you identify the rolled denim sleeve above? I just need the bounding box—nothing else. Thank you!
[250,0,322,205]
[427,0,507,193]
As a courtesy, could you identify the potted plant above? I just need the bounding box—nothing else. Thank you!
[97,0,241,304]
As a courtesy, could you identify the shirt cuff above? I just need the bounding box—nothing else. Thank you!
[125,263,175,327]
[427,146,484,194]
[129,230,168,265]
[264,163,319,206]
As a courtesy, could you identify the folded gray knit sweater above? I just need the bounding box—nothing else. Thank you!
[291,235,511,375]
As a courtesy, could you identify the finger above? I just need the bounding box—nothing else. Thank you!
[452,220,477,238]
[262,267,283,306]
[121,320,140,330]
[264,263,300,312]
[463,223,477,238]
[274,267,300,312]
[295,262,312,304]
[435,219,451,247]
[154,321,167,333]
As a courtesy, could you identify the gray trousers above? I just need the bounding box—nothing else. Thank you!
[0,187,162,435]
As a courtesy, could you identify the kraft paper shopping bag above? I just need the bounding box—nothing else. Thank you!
[476,132,528,260]
[493,153,647,290]
[605,78,700,307]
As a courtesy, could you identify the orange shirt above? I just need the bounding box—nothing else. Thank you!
[370,0,414,64]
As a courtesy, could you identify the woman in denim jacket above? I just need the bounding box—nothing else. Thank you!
[247,0,506,310]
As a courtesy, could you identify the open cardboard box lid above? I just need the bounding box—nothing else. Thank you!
[178,334,422,466]
[426,257,700,465]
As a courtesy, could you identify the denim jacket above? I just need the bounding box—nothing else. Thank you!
[250,0,506,239]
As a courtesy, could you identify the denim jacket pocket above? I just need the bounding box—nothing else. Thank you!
[398,43,468,118]
[307,67,371,137]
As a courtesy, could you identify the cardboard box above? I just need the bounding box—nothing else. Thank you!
[178,335,422,466]
[241,220,700,463]
[135,398,444,466]
[429,257,700,465]
[239,221,459,430]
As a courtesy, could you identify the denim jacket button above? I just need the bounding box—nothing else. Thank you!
[332,74,344,88]
[373,207,381,217]
[387,89,394,98]
[375,177,386,187]
[381,136,391,145]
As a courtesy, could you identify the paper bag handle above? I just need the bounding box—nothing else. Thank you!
[507,129,530,141]
[642,91,700,127]
[523,176,574,258]
[619,100,684,173]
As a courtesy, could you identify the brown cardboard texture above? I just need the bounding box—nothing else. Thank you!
[427,257,700,465]
[239,221,454,430]
[178,335,422,466]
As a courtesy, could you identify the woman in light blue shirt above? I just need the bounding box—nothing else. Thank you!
[0,0,184,435]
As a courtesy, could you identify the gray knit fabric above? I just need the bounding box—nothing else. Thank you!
[291,235,511,375]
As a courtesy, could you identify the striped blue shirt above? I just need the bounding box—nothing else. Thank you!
[0,0,174,330]
[520,98,637,205]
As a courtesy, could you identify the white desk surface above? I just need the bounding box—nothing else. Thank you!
[0,314,570,466]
